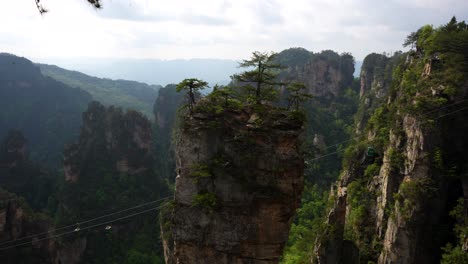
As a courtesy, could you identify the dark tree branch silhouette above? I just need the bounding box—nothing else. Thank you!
[34,0,102,14]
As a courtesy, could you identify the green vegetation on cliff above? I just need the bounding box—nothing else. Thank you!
[314,17,468,263]
[56,102,167,263]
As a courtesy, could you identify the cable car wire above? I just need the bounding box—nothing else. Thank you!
[0,196,171,246]
[0,203,169,251]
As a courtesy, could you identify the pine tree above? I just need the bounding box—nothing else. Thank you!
[232,51,284,104]
[176,78,208,115]
[286,82,313,111]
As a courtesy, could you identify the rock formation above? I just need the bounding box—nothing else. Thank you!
[0,190,57,263]
[354,52,403,133]
[277,48,355,98]
[154,84,185,131]
[163,102,305,263]
[313,28,468,263]
[0,189,88,264]
[153,85,186,181]
[0,131,56,211]
[58,101,163,263]
[63,101,153,183]
[0,130,27,168]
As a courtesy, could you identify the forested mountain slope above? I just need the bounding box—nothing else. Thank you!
[0,53,92,166]
[39,64,161,118]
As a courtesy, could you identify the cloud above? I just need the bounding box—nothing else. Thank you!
[96,1,167,21]
[254,0,284,25]
[95,0,232,26]
[182,15,232,26]
[1,0,468,63]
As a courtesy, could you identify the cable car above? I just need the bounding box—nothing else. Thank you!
[366,147,375,157]
[105,225,112,230]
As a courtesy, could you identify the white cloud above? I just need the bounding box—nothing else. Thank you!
[1,0,467,62]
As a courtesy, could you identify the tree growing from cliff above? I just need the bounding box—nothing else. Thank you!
[286,82,313,111]
[210,85,234,108]
[232,51,284,104]
[176,78,208,115]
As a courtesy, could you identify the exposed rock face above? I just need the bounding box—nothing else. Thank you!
[154,84,185,130]
[313,185,350,264]
[164,105,305,263]
[58,101,158,263]
[359,54,390,99]
[374,113,461,264]
[277,48,355,98]
[0,131,56,211]
[355,53,403,133]
[0,130,26,168]
[63,101,153,183]
[153,85,186,181]
[294,59,347,97]
[0,190,87,264]
[313,48,468,263]
[0,190,58,263]
[313,54,468,264]
[313,134,327,153]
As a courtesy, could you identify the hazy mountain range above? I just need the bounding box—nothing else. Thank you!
[35,57,362,87]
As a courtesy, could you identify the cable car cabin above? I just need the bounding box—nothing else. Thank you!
[361,146,376,165]
[366,147,376,157]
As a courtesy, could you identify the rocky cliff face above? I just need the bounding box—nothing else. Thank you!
[0,130,27,168]
[354,53,403,133]
[163,103,305,263]
[154,84,185,131]
[0,190,58,263]
[277,48,355,98]
[0,189,87,264]
[58,101,162,263]
[358,53,394,99]
[63,101,153,183]
[153,85,186,181]
[0,131,56,211]
[313,24,468,264]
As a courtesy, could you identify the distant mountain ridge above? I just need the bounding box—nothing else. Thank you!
[38,64,161,117]
[36,57,240,87]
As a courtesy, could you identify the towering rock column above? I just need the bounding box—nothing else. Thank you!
[163,105,305,263]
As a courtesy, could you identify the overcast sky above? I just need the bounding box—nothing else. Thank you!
[1,0,467,62]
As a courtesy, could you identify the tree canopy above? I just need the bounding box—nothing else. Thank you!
[176,78,208,115]
[286,82,313,111]
[232,51,284,104]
